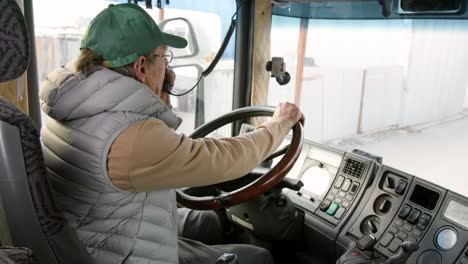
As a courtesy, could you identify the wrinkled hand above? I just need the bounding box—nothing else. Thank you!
[160,66,176,108]
[271,102,305,127]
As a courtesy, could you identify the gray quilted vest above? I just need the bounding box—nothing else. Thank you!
[39,64,182,264]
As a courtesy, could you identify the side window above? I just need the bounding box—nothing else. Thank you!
[34,0,237,135]
[156,3,237,135]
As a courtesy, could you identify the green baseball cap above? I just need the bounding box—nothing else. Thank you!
[80,3,187,68]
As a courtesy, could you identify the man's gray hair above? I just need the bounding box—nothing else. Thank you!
[112,64,137,80]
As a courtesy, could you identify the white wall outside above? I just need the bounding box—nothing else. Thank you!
[270,18,468,142]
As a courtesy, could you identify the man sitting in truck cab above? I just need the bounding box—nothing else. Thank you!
[39,3,304,264]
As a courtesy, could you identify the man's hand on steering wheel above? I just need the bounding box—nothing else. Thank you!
[271,102,305,127]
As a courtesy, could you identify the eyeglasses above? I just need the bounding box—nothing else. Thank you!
[152,50,174,63]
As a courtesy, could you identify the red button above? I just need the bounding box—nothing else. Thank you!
[352,251,361,256]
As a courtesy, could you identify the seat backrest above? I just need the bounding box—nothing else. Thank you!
[0,0,93,263]
[0,98,94,264]
[0,0,29,83]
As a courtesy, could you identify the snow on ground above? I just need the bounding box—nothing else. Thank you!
[328,112,468,197]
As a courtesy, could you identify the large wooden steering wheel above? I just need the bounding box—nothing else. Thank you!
[176,106,304,210]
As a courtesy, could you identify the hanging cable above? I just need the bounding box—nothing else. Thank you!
[166,1,244,96]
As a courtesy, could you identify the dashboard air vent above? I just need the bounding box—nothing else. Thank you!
[343,159,365,179]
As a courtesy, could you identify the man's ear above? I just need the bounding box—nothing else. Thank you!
[133,56,146,82]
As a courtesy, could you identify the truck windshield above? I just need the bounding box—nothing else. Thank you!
[269,4,467,193]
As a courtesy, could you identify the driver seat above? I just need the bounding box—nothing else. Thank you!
[0,0,93,263]
[0,98,94,264]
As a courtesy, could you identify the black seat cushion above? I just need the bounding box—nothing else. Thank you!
[0,97,93,264]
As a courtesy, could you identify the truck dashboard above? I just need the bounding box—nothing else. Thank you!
[226,139,468,264]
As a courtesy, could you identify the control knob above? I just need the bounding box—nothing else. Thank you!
[360,215,381,234]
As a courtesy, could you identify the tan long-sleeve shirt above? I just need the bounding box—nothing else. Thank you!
[107,119,292,192]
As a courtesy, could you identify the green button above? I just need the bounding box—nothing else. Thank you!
[326,202,340,216]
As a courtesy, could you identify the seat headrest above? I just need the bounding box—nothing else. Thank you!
[0,0,30,82]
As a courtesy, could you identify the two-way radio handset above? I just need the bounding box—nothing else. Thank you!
[162,78,169,93]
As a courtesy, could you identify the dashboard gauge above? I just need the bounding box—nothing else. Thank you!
[300,165,331,197]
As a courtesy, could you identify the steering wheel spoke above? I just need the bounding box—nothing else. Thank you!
[264,144,290,162]
[250,166,270,176]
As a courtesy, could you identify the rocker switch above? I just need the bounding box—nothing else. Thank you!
[334,176,345,188]
[320,200,332,212]
[417,214,431,230]
[395,180,407,195]
[407,209,421,224]
[349,182,360,194]
[341,179,352,192]
[398,204,412,219]
[385,176,395,189]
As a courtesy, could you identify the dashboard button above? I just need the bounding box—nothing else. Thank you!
[346,194,354,201]
[326,202,340,216]
[350,182,360,194]
[413,228,423,237]
[338,191,346,198]
[460,257,468,264]
[395,180,407,195]
[388,238,403,253]
[389,226,399,234]
[398,204,412,219]
[334,176,345,188]
[320,200,332,212]
[398,231,408,239]
[407,209,422,224]
[326,194,335,200]
[380,233,394,247]
[342,201,350,208]
[331,188,339,194]
[408,236,417,243]
[341,179,352,191]
[417,213,431,230]
[335,198,343,204]
[403,223,413,232]
[395,219,404,227]
[334,207,346,219]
